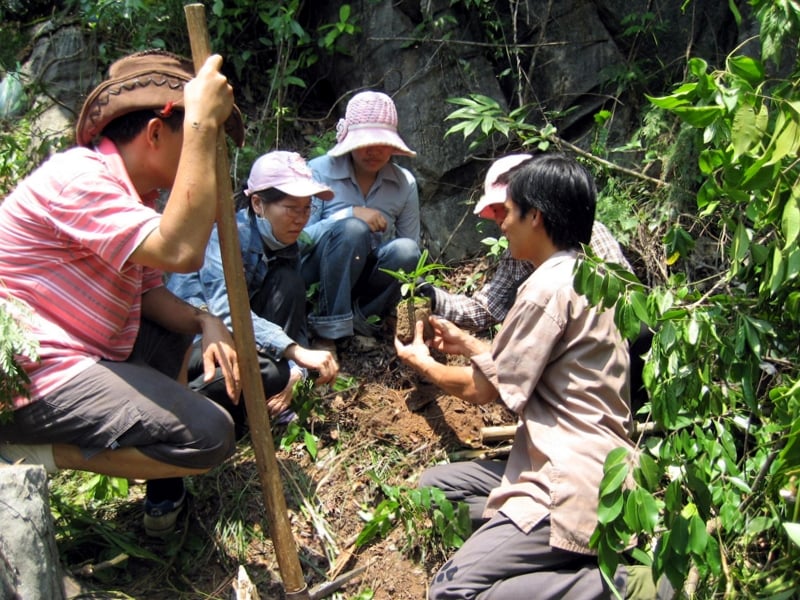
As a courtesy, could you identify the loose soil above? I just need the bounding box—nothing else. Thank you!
[60,259,515,600]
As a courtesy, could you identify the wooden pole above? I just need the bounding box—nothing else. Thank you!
[183,5,309,598]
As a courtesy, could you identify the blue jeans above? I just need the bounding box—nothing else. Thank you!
[301,217,420,339]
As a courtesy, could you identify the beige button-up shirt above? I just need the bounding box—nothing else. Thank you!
[471,250,634,555]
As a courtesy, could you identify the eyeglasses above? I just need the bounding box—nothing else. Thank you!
[275,203,317,218]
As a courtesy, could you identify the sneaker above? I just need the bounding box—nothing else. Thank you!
[0,443,58,474]
[143,489,187,538]
[273,408,298,426]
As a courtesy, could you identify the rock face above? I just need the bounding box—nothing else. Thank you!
[18,22,96,144]
[0,466,65,600]
[11,0,739,263]
[305,0,738,262]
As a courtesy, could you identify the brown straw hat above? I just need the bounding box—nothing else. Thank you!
[75,49,244,147]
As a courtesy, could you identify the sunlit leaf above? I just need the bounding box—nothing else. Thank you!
[635,453,662,490]
[727,55,765,86]
[698,148,725,174]
[687,316,700,345]
[647,93,692,110]
[688,57,710,78]
[687,514,709,554]
[623,491,643,531]
[731,104,760,160]
[766,117,800,166]
[784,522,800,548]
[600,462,629,501]
[786,247,800,281]
[617,303,642,341]
[671,105,724,128]
[783,186,800,249]
[670,515,690,556]
[624,488,661,534]
[769,246,786,295]
[604,446,631,468]
[629,291,651,326]
[597,489,624,524]
[731,221,750,263]
[303,430,318,460]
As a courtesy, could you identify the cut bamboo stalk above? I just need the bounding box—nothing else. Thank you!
[480,425,518,444]
[479,421,658,445]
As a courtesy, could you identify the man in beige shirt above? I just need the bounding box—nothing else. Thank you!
[396,154,645,598]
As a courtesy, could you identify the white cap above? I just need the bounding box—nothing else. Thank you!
[245,151,333,200]
[473,154,532,218]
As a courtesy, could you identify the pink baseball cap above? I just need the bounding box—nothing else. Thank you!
[473,154,533,218]
[328,91,416,158]
[244,151,333,200]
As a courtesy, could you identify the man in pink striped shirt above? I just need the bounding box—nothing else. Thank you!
[0,50,243,537]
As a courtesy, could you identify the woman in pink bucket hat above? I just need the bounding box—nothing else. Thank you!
[300,90,421,352]
[168,151,339,437]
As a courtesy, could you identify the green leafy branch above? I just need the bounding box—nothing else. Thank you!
[481,234,508,259]
[444,93,556,152]
[443,93,670,189]
[581,3,800,593]
[0,298,38,423]
[355,476,471,563]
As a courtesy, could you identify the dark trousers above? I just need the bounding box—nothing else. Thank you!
[421,460,626,599]
[187,262,306,438]
[0,319,236,503]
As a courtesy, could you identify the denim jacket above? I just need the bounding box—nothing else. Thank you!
[167,208,298,360]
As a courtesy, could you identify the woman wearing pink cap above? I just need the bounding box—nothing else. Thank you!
[168,151,339,437]
[300,91,421,352]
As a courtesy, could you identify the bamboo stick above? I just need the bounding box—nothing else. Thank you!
[183,5,309,598]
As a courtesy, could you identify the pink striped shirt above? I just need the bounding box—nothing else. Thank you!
[0,138,163,407]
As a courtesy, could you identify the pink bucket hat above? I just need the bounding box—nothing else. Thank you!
[244,151,333,200]
[328,91,416,158]
[473,154,533,218]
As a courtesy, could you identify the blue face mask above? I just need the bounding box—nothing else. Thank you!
[254,213,289,251]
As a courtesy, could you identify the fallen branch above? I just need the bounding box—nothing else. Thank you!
[72,552,129,577]
[309,565,368,600]
[480,425,517,444]
[480,421,659,445]
[555,137,671,189]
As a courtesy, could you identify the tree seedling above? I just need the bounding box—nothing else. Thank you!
[380,249,447,343]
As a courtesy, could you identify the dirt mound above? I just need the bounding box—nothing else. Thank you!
[62,270,516,599]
